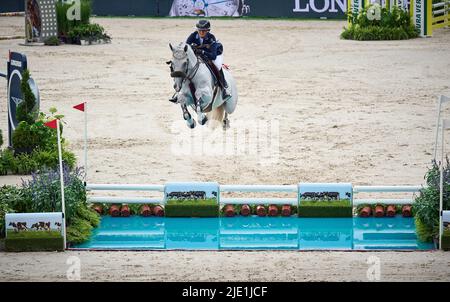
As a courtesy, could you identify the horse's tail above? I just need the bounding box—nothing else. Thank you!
[207,104,225,129]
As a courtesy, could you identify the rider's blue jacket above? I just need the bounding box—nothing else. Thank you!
[186,32,223,61]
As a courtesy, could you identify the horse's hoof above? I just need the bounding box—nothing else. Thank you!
[187,118,196,129]
[223,119,230,130]
[198,114,208,126]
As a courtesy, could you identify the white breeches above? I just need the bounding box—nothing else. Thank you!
[213,55,223,70]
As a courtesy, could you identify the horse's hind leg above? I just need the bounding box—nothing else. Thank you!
[223,112,230,130]
[181,103,196,129]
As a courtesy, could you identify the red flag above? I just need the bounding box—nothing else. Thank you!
[73,102,85,112]
[44,119,57,129]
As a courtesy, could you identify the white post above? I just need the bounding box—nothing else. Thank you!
[56,119,67,249]
[84,102,88,183]
[439,118,450,250]
[434,96,450,161]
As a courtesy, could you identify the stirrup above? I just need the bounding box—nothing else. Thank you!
[169,95,178,103]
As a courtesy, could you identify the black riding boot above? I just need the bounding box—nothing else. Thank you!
[219,69,231,100]
[169,92,178,103]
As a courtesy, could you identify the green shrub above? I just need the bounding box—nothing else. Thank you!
[0,166,96,245]
[32,148,76,170]
[44,36,61,46]
[21,166,86,215]
[413,159,450,242]
[56,0,91,37]
[66,217,93,245]
[442,229,450,251]
[12,152,38,175]
[16,70,37,125]
[165,199,218,217]
[0,185,32,214]
[12,122,39,152]
[73,203,100,227]
[5,230,64,252]
[12,119,61,154]
[415,217,435,243]
[298,199,353,217]
[342,4,419,40]
[0,149,16,175]
[0,198,14,238]
[68,23,110,43]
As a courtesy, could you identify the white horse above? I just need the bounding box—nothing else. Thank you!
[168,42,238,129]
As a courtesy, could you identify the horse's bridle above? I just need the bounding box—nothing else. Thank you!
[170,52,201,82]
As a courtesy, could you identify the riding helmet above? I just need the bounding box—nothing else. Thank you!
[196,19,211,31]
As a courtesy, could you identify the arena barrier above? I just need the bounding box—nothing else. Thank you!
[347,0,449,37]
[86,182,421,206]
[0,51,40,146]
[429,0,450,35]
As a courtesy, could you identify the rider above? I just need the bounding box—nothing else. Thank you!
[169,19,231,103]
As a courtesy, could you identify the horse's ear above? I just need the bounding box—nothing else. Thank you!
[184,44,188,52]
[169,43,173,51]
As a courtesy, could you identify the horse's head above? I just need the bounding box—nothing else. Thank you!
[168,42,193,91]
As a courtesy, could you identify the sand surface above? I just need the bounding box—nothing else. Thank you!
[1,17,450,189]
[0,250,448,282]
[0,17,450,282]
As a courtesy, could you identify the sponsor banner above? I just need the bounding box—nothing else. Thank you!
[5,212,64,236]
[91,0,347,18]
[413,0,425,36]
[7,52,40,147]
[168,0,347,18]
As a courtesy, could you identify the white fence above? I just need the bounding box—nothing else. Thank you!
[86,183,422,206]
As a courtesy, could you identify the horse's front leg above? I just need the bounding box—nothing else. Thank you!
[178,94,196,129]
[195,89,212,126]
[180,103,196,129]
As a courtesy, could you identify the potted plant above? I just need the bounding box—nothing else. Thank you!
[256,205,266,217]
[153,205,164,217]
[402,204,412,217]
[109,204,120,217]
[268,204,278,216]
[358,204,372,217]
[281,204,291,217]
[140,204,152,217]
[223,204,235,217]
[386,204,396,217]
[92,203,103,215]
[120,205,131,217]
[374,204,385,217]
[240,204,251,216]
